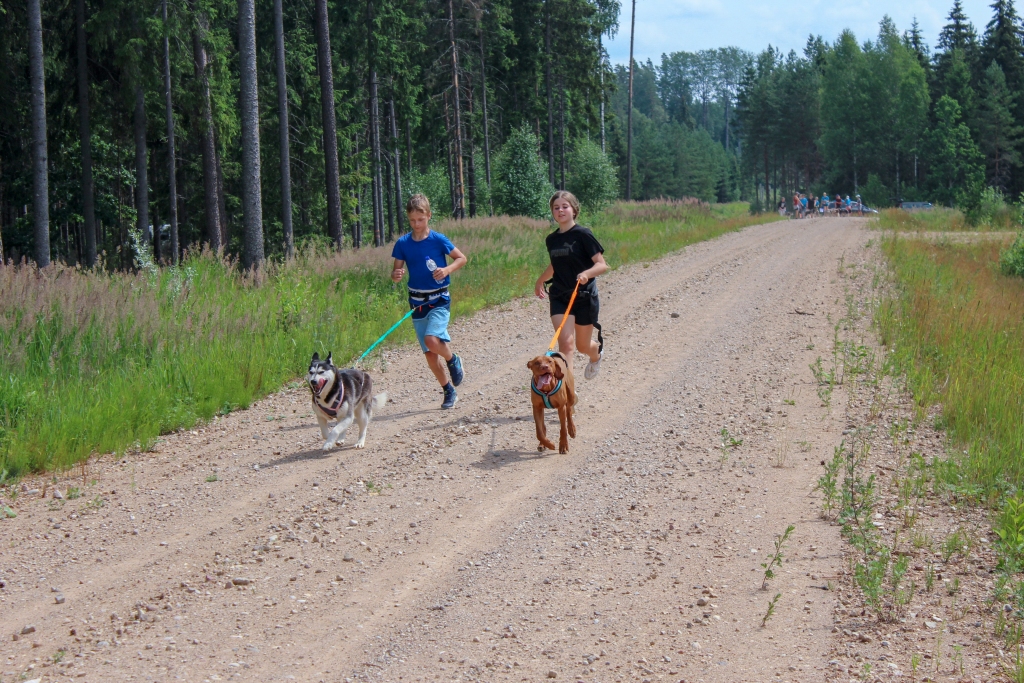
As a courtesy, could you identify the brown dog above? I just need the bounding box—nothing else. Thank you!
[527,353,577,453]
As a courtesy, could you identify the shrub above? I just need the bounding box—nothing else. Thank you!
[403,162,453,218]
[860,173,891,209]
[567,138,618,213]
[1001,230,1024,277]
[493,125,552,218]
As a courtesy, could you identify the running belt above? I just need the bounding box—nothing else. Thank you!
[408,286,449,303]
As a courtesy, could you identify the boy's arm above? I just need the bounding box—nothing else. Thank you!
[433,247,467,280]
[391,259,406,283]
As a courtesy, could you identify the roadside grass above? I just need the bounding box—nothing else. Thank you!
[0,201,777,477]
[875,206,1019,232]
[876,234,1024,495]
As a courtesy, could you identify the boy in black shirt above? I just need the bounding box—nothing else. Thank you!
[534,191,608,378]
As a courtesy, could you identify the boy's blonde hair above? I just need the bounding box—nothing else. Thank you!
[406,193,432,215]
[549,190,580,218]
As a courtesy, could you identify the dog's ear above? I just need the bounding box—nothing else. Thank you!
[552,357,565,380]
[312,352,320,362]
[527,358,538,371]
[325,352,332,365]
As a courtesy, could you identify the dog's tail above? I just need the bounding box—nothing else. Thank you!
[371,392,388,411]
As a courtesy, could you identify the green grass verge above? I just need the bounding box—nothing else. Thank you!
[0,201,779,478]
[877,232,1023,497]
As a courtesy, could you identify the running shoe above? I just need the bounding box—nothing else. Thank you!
[446,354,465,387]
[584,352,603,380]
[441,385,458,409]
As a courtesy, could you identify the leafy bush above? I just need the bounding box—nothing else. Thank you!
[493,124,552,218]
[403,162,453,218]
[1001,230,1024,277]
[860,173,891,209]
[965,186,1019,227]
[567,139,618,213]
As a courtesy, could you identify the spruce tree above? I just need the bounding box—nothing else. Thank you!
[978,61,1022,190]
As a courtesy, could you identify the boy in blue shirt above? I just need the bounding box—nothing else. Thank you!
[391,194,467,409]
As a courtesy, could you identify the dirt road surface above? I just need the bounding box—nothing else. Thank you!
[1,217,870,683]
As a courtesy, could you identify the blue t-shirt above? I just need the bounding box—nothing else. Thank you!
[392,231,455,292]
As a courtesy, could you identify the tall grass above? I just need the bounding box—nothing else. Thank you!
[0,201,776,477]
[877,235,1024,494]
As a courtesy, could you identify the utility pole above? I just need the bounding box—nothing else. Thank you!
[448,0,465,218]
[625,0,636,201]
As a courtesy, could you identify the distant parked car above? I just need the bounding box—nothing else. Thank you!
[849,202,878,214]
[899,201,933,210]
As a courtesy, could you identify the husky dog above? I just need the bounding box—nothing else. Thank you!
[307,352,387,451]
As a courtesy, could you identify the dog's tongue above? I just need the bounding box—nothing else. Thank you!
[315,378,327,392]
[538,373,553,388]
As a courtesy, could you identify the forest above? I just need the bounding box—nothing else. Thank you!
[1,0,1021,268]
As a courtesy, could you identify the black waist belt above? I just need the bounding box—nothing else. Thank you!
[408,287,449,302]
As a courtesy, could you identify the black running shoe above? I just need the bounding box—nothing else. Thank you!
[441,385,458,409]
[446,354,465,387]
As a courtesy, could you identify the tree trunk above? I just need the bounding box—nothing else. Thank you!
[444,94,456,214]
[464,73,476,217]
[559,74,566,190]
[389,94,404,233]
[545,1,554,186]
[599,33,605,154]
[477,26,492,215]
[625,0,635,201]
[723,96,730,152]
[151,150,161,262]
[238,0,264,269]
[406,119,412,176]
[216,145,229,247]
[192,16,221,252]
[76,0,97,267]
[352,134,362,247]
[133,86,151,244]
[274,0,293,257]
[29,0,50,267]
[315,0,342,248]
[385,153,394,241]
[448,0,465,218]
[162,0,179,265]
[369,69,383,246]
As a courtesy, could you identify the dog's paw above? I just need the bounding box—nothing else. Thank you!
[322,441,335,452]
[539,439,556,451]
[559,440,569,454]
[353,439,366,449]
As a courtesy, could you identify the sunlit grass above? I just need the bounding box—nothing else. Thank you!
[877,233,1024,495]
[0,201,777,477]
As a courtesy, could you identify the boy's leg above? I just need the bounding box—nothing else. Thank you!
[423,349,450,386]
[551,314,576,376]
[424,335,453,363]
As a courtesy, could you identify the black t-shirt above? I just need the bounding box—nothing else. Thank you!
[545,224,604,300]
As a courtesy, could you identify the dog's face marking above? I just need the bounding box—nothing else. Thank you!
[527,355,562,391]
[308,352,336,396]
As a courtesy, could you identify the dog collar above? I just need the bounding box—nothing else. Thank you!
[531,378,562,410]
[315,384,345,418]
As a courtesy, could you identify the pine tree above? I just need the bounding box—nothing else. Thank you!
[28,0,50,267]
[238,0,264,269]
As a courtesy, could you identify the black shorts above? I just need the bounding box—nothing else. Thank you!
[550,291,599,327]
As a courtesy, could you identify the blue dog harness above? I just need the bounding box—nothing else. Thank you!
[531,378,563,409]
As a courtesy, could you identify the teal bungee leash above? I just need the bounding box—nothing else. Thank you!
[357,308,415,362]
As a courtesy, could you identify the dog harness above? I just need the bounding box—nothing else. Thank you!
[314,383,345,419]
[531,378,563,410]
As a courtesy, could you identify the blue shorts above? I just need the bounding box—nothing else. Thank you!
[412,306,451,353]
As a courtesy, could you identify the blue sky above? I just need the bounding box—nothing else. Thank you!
[603,0,995,65]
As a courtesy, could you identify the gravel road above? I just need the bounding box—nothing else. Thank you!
[1,217,871,683]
